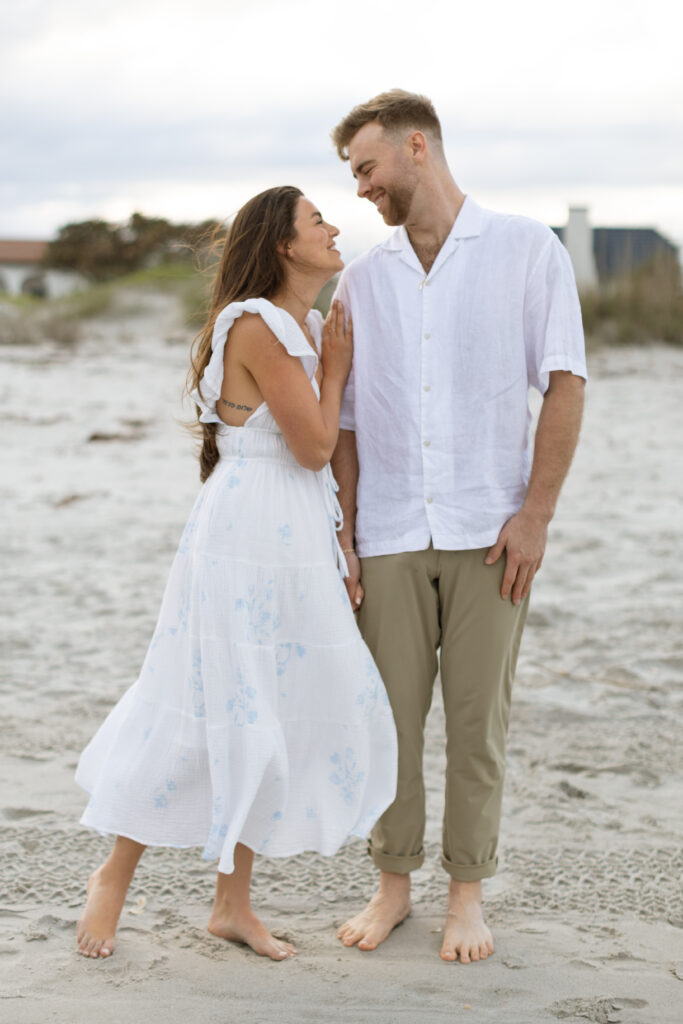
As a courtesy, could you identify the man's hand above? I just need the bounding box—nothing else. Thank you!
[343,550,364,610]
[485,508,548,605]
[486,370,584,605]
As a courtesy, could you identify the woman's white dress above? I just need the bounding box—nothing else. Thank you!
[76,298,398,874]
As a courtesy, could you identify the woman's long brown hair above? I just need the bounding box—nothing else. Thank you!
[187,185,303,482]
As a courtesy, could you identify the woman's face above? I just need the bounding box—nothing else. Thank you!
[286,197,343,274]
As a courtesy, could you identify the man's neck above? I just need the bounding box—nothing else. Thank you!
[404,178,466,274]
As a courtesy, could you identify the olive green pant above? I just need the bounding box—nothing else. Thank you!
[358,546,528,882]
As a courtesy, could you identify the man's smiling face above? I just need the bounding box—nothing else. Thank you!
[348,121,419,226]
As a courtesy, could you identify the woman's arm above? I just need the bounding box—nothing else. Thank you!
[235,302,352,471]
[331,428,363,607]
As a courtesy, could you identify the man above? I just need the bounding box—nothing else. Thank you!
[329,90,586,964]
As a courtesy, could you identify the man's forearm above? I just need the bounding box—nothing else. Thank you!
[523,371,585,522]
[331,429,359,550]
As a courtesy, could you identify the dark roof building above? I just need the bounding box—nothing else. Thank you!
[552,209,679,287]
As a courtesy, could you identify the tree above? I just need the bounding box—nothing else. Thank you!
[42,214,227,281]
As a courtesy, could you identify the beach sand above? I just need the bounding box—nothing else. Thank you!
[1,292,681,1023]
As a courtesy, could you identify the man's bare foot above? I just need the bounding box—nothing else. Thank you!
[77,865,128,959]
[208,907,296,961]
[440,879,494,964]
[337,871,411,951]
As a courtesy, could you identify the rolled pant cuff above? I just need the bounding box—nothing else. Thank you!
[368,843,425,875]
[441,854,498,881]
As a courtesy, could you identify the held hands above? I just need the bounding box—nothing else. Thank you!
[485,507,549,605]
[322,300,353,383]
[342,550,364,610]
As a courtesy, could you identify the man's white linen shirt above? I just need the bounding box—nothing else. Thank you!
[335,197,587,558]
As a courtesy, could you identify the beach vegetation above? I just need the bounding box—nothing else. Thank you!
[42,213,226,283]
[5,213,680,349]
[581,258,683,348]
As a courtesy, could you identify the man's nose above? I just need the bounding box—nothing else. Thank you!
[356,177,370,199]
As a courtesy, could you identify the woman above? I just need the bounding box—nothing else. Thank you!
[75,186,398,962]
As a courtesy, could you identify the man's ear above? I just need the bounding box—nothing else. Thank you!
[408,130,428,162]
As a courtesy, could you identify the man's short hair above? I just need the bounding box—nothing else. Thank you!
[331,89,443,161]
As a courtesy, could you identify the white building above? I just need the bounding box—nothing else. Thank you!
[0,240,86,298]
[562,207,598,290]
[553,209,678,289]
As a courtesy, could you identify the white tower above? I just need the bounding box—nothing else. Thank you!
[564,207,598,291]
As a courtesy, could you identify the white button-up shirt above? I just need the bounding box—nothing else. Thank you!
[335,197,587,558]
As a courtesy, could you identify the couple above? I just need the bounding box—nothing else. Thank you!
[76,90,586,965]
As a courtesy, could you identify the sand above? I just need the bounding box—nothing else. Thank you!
[1,291,682,1023]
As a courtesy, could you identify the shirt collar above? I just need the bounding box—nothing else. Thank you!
[382,195,484,256]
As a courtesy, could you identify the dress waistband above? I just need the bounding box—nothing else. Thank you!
[216,425,297,465]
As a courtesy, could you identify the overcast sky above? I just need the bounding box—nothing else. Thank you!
[2,0,682,258]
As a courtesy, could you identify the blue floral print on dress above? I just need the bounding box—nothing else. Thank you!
[274,642,307,677]
[355,657,384,720]
[227,669,258,726]
[278,523,293,546]
[177,494,204,554]
[226,441,247,489]
[259,808,285,852]
[235,580,280,644]
[152,778,177,810]
[188,649,205,718]
[169,587,190,637]
[329,747,365,806]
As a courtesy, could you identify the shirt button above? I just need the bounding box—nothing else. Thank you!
[426,497,433,504]
[423,440,431,447]
[424,332,431,339]
[423,385,431,392]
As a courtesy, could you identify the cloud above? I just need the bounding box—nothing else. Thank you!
[2,0,682,247]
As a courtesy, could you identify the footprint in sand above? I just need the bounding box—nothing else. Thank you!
[550,996,649,1022]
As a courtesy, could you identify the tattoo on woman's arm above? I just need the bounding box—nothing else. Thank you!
[221,399,253,411]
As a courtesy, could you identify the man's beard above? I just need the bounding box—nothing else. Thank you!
[382,180,416,226]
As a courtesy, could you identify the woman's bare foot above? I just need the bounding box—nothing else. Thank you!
[209,844,296,961]
[337,871,411,951]
[208,906,296,960]
[440,879,494,964]
[77,866,127,959]
[76,837,145,959]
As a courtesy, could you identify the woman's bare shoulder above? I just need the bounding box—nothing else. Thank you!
[224,310,277,356]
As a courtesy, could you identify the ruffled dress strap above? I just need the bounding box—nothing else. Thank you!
[190,298,320,424]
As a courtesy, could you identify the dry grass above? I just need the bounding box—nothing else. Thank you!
[581,261,683,348]
[0,262,211,346]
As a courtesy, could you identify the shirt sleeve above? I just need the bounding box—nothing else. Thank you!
[333,271,356,431]
[524,232,588,395]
